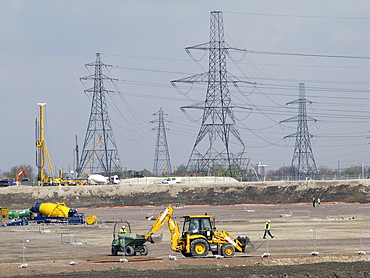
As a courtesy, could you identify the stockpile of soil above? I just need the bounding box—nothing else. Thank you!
[1,179,369,209]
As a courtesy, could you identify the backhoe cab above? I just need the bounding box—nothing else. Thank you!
[145,206,255,258]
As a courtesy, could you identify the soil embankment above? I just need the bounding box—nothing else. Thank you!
[1,179,369,209]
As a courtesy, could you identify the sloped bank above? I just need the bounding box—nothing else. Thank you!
[1,179,369,209]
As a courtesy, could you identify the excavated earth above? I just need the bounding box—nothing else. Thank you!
[1,179,369,277]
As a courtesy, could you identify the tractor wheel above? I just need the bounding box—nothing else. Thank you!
[111,246,118,256]
[190,238,209,257]
[139,245,149,256]
[125,245,136,256]
[221,244,235,258]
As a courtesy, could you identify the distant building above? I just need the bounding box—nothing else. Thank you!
[256,162,267,176]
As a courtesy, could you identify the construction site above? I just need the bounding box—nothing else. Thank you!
[0,198,369,277]
[0,178,369,277]
[0,8,369,278]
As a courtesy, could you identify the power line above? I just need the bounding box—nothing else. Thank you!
[224,11,370,20]
[231,49,370,60]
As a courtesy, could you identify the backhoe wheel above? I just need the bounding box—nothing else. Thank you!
[221,244,235,258]
[139,245,149,256]
[190,239,209,257]
[181,250,192,257]
[111,246,118,256]
[125,245,136,256]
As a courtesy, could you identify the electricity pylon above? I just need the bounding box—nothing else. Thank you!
[172,11,251,177]
[78,53,122,177]
[280,83,318,178]
[152,107,172,176]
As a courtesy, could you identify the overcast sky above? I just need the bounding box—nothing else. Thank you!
[0,0,369,175]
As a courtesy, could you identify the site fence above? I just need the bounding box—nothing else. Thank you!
[0,223,368,268]
[239,174,368,182]
[241,226,370,257]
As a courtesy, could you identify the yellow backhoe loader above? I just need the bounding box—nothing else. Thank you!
[145,206,255,258]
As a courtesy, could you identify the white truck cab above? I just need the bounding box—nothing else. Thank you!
[109,175,120,184]
[162,177,181,184]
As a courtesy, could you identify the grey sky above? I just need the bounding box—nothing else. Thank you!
[0,0,369,175]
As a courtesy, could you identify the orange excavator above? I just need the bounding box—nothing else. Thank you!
[15,167,28,185]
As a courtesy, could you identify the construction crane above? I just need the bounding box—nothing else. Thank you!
[35,103,87,186]
[35,103,54,186]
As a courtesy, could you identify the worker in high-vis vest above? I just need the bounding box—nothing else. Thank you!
[119,225,127,234]
[263,220,274,239]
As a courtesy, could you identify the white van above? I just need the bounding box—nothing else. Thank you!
[162,177,181,184]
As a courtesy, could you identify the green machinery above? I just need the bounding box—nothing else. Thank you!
[111,221,149,256]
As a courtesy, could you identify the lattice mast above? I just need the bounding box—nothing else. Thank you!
[280,83,318,178]
[78,53,122,177]
[152,107,172,176]
[172,11,250,177]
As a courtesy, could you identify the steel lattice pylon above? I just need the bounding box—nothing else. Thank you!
[172,11,250,177]
[280,83,318,178]
[78,53,122,177]
[152,107,172,176]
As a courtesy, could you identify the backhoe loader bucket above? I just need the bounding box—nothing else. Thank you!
[237,236,256,253]
[148,233,163,244]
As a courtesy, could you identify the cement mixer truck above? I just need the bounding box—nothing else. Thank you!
[29,202,84,224]
[2,202,89,227]
[4,202,85,226]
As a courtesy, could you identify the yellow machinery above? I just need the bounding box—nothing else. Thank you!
[4,202,96,225]
[1,207,9,219]
[35,103,54,186]
[145,206,255,257]
[85,215,98,225]
[35,202,72,218]
[30,202,89,225]
[0,207,9,226]
[35,103,86,186]
[56,169,85,186]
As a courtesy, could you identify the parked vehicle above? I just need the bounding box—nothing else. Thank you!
[162,177,181,184]
[0,180,10,187]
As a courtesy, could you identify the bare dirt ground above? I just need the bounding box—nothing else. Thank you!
[1,202,369,277]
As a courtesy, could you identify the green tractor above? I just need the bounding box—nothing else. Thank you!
[111,221,149,256]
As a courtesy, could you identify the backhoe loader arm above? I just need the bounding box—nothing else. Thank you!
[145,206,181,251]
